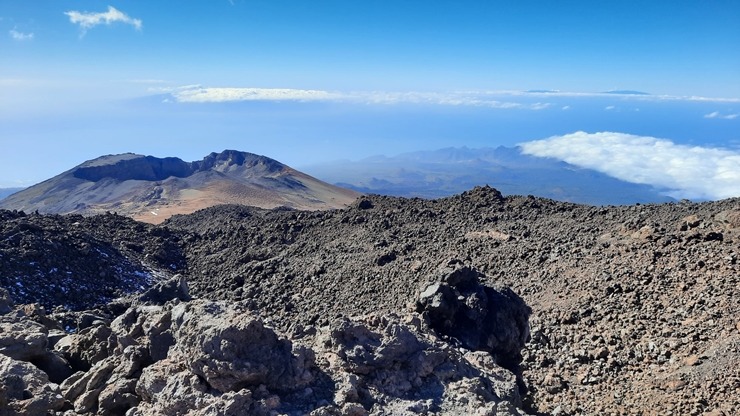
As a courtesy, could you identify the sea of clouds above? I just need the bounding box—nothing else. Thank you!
[520,131,740,200]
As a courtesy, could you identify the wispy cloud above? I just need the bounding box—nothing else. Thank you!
[520,131,740,200]
[513,90,740,103]
[168,86,551,110]
[174,87,341,103]
[65,6,142,34]
[704,111,739,120]
[9,29,33,41]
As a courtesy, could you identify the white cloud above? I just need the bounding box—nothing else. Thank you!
[169,86,550,109]
[65,6,142,34]
[9,29,33,41]
[520,131,740,200]
[162,86,740,108]
[704,111,739,120]
[174,87,341,103]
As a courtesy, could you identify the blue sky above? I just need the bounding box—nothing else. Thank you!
[1,1,739,198]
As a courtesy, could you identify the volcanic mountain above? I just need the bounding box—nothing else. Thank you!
[0,150,360,223]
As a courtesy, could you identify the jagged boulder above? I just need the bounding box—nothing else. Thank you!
[416,266,532,371]
[0,354,64,415]
[0,308,74,385]
[168,300,299,392]
[0,314,48,361]
[131,300,316,415]
[60,344,151,415]
[317,313,528,415]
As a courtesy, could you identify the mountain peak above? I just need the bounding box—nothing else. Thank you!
[196,150,285,174]
[0,150,359,223]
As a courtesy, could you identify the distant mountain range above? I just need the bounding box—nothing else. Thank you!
[302,146,675,205]
[0,150,359,223]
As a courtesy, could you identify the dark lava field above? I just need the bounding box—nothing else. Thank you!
[1,187,738,415]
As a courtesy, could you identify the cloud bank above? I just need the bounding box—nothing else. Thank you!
[65,6,142,33]
[520,131,740,200]
[166,86,739,110]
[169,86,550,109]
[9,29,33,41]
[174,87,341,103]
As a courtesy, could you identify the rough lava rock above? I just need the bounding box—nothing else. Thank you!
[0,353,65,415]
[0,270,532,415]
[1,186,738,414]
[416,266,531,371]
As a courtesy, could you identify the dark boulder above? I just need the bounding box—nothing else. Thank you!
[417,266,531,371]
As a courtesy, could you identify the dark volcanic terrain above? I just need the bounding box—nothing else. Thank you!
[1,187,738,415]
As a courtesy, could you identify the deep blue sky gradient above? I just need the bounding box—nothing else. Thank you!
[1,1,739,188]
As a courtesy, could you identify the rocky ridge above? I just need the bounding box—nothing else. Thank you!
[1,186,738,414]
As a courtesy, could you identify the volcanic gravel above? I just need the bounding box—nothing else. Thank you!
[0,210,185,311]
[1,186,738,415]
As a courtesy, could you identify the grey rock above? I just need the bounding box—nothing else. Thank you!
[0,314,48,361]
[168,300,297,392]
[0,353,64,415]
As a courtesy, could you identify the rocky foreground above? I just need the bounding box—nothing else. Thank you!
[0,269,531,415]
[1,187,739,415]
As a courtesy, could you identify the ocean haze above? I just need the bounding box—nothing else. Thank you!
[2,91,738,201]
[302,146,676,205]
